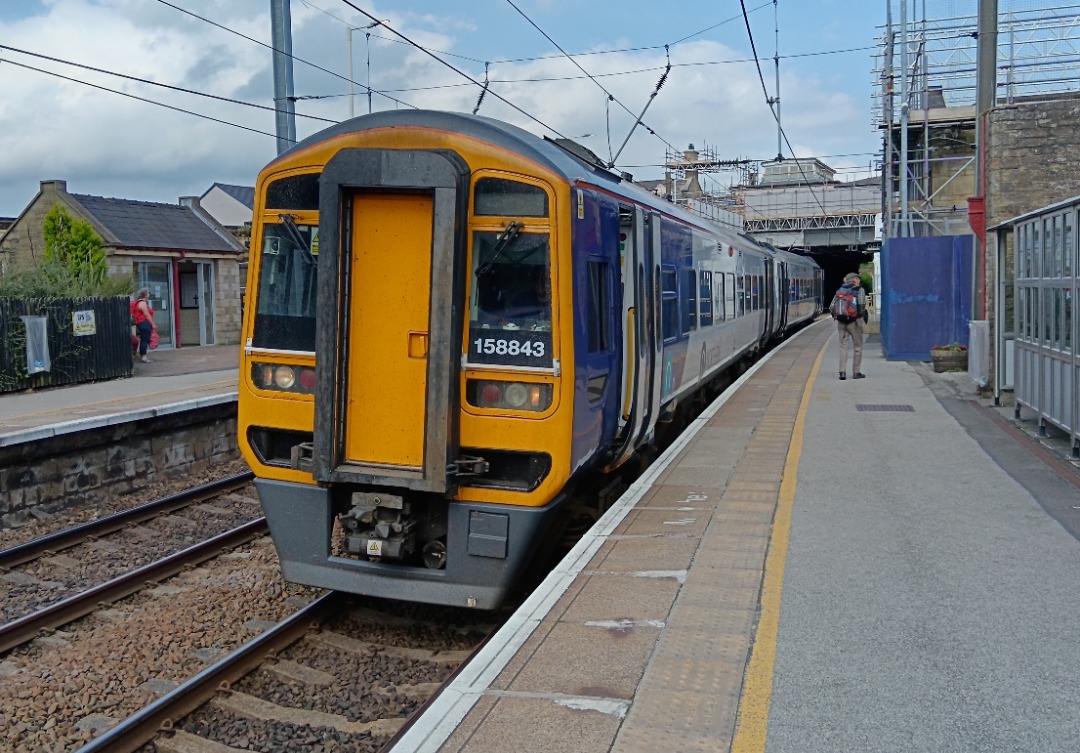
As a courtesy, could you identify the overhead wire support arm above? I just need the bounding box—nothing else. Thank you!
[473,62,490,114]
[609,46,671,168]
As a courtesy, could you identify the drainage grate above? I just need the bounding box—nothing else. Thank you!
[856,404,915,412]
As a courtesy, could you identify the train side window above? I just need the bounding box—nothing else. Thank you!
[699,270,713,327]
[661,267,678,342]
[587,261,612,353]
[474,178,548,217]
[681,268,696,335]
[714,275,724,322]
[736,275,745,316]
[726,273,736,319]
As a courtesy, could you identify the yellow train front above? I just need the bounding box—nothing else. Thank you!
[239,111,608,609]
[239,110,823,609]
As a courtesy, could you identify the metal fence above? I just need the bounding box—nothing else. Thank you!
[0,296,133,393]
[992,196,1079,457]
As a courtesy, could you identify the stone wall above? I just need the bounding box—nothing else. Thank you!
[0,403,239,529]
[987,96,1080,228]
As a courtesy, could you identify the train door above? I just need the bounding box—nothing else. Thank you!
[345,193,431,467]
[609,205,655,469]
[311,148,468,493]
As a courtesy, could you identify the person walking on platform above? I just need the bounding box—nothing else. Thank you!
[830,272,868,380]
[131,288,157,364]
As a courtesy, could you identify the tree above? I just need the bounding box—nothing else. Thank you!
[42,205,107,285]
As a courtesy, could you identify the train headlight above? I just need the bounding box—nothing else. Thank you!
[503,382,529,408]
[252,362,315,395]
[467,379,552,412]
[274,365,296,389]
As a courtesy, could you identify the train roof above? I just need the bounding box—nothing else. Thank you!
[273,110,817,267]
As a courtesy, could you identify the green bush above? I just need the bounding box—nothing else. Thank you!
[0,206,133,298]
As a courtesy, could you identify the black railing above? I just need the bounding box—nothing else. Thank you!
[0,296,133,393]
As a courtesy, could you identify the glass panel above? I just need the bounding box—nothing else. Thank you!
[200,263,216,345]
[699,271,713,326]
[265,174,320,210]
[1043,288,1053,345]
[681,268,696,334]
[586,261,610,353]
[136,261,174,348]
[1065,286,1074,352]
[474,178,548,217]
[1067,212,1075,278]
[251,223,318,351]
[471,230,551,331]
[661,268,678,341]
[1054,215,1064,278]
[1033,222,1041,277]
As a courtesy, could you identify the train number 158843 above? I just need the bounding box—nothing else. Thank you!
[473,337,546,358]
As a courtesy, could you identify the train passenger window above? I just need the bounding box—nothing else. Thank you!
[736,274,745,317]
[587,261,611,353]
[699,271,713,327]
[265,174,320,210]
[681,268,696,335]
[661,268,678,341]
[474,178,548,217]
[714,276,724,322]
[251,223,319,351]
[725,273,736,319]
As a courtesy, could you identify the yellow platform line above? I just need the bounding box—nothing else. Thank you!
[731,338,827,753]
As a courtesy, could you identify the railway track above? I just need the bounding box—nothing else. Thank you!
[67,593,499,753]
[0,472,259,632]
[0,473,503,753]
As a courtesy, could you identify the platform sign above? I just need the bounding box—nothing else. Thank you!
[72,310,96,336]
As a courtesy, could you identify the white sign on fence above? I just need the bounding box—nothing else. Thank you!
[72,310,96,336]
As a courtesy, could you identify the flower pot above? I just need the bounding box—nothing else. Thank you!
[931,351,968,373]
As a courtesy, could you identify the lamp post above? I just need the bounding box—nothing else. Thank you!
[347,20,385,119]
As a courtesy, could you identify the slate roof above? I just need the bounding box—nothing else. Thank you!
[204,183,255,209]
[71,194,240,252]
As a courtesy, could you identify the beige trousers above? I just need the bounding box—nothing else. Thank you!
[837,319,864,374]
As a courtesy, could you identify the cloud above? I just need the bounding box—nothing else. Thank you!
[0,1,878,217]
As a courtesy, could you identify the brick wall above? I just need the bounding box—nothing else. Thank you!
[0,404,239,529]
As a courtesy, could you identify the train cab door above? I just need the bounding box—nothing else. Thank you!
[311,148,468,494]
[608,205,654,469]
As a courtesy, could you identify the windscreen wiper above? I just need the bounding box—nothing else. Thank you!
[475,221,523,276]
[278,213,316,265]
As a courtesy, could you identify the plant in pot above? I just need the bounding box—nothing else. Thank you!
[931,343,968,373]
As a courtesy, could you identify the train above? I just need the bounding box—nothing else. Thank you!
[237,110,824,609]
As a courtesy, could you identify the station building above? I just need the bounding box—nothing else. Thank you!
[0,179,246,349]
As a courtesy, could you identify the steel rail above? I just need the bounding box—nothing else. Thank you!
[72,591,343,753]
[0,517,267,654]
[0,471,255,569]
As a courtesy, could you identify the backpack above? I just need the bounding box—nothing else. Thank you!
[830,287,858,323]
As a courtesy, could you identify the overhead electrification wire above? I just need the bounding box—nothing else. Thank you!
[502,0,678,168]
[0,44,337,124]
[156,0,417,110]
[0,57,280,139]
[336,0,567,138]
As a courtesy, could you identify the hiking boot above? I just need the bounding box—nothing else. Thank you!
[853,372,866,379]
[839,372,846,380]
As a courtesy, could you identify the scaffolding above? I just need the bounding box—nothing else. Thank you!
[875,1,1080,238]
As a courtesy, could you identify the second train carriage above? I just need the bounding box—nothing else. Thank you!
[238,110,823,608]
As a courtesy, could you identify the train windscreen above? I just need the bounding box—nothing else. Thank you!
[251,221,318,352]
[469,226,553,367]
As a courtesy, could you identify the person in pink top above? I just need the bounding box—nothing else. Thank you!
[130,288,157,363]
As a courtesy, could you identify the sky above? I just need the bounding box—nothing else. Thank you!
[0,0,888,218]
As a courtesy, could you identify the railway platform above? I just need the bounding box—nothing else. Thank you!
[391,318,1080,753]
[0,344,238,445]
